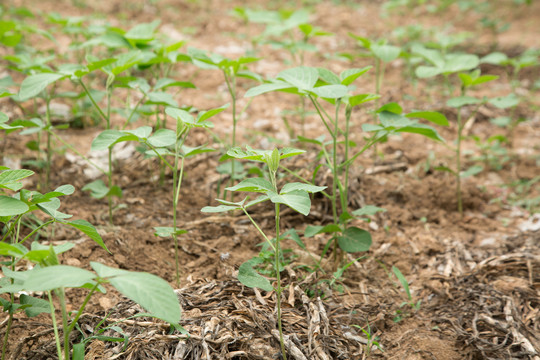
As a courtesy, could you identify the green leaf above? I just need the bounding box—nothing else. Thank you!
[66,219,109,253]
[470,74,499,87]
[91,130,132,151]
[124,126,152,139]
[154,78,195,90]
[154,227,187,237]
[489,94,520,109]
[337,227,372,253]
[304,224,341,237]
[268,190,311,216]
[237,261,273,291]
[244,81,294,97]
[0,242,26,257]
[0,169,34,185]
[197,104,229,123]
[443,53,479,74]
[277,66,319,90]
[460,165,483,179]
[124,20,160,42]
[30,241,74,255]
[340,67,372,85]
[279,147,306,159]
[411,44,444,68]
[280,182,326,194]
[348,93,380,107]
[73,343,85,360]
[0,196,29,216]
[490,116,511,127]
[201,204,240,213]
[20,294,51,317]
[146,92,178,107]
[22,265,96,291]
[165,107,194,125]
[147,129,176,147]
[181,145,215,158]
[480,52,508,65]
[31,185,76,203]
[379,111,415,128]
[392,266,411,300]
[362,123,384,132]
[446,96,483,108]
[377,102,403,114]
[371,44,401,62]
[91,262,181,326]
[18,73,66,101]
[396,123,445,142]
[309,84,349,99]
[406,111,449,126]
[82,179,110,199]
[282,229,306,250]
[415,65,443,78]
[226,177,274,193]
[317,68,340,85]
[352,205,387,217]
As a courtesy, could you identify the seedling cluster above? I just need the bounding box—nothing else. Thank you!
[0,0,538,358]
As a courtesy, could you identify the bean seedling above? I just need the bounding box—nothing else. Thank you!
[202,146,326,360]
[245,66,447,267]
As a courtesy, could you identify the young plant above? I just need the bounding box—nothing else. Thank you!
[351,322,383,356]
[1,257,182,360]
[412,44,480,94]
[202,146,326,360]
[391,265,421,322]
[0,165,104,359]
[245,66,447,267]
[232,8,331,136]
[0,166,182,359]
[347,34,402,104]
[16,70,71,188]
[445,70,500,215]
[188,47,261,197]
[480,49,539,145]
[155,105,226,285]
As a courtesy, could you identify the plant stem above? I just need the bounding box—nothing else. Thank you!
[331,102,340,267]
[108,147,113,224]
[241,208,276,252]
[172,126,188,287]
[224,72,237,202]
[172,137,180,287]
[19,219,55,245]
[106,88,113,225]
[456,105,463,216]
[343,105,352,213]
[372,59,382,162]
[57,289,70,360]
[0,214,23,243]
[122,95,146,130]
[48,291,63,360]
[275,202,287,360]
[45,96,52,189]
[456,87,466,217]
[269,166,286,360]
[79,80,108,124]
[1,309,12,360]
[65,282,100,336]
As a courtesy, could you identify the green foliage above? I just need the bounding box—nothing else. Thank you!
[203,146,325,360]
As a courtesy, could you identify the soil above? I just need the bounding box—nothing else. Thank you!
[1,0,539,359]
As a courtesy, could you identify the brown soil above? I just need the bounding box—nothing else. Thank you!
[1,0,539,359]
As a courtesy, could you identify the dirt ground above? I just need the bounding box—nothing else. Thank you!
[1,0,539,359]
